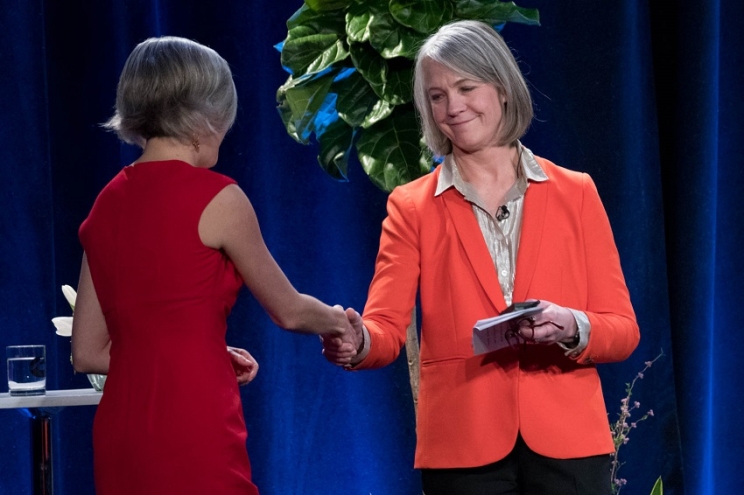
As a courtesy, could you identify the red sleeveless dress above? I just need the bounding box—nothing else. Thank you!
[79,160,259,495]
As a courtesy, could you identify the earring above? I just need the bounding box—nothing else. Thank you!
[191,136,200,152]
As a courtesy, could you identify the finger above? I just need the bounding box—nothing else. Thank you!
[246,365,258,383]
[321,348,355,360]
[228,347,251,362]
[322,349,356,359]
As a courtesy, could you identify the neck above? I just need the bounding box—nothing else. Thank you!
[135,135,218,169]
[454,143,520,185]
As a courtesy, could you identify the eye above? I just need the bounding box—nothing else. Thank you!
[429,93,444,103]
[460,86,476,93]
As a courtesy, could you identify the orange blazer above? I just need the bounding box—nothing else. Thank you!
[355,155,640,469]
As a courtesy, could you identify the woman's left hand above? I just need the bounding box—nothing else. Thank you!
[227,346,259,385]
[517,300,578,345]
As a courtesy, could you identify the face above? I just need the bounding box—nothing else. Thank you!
[423,59,506,154]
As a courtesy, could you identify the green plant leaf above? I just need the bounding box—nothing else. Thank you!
[649,477,663,495]
[276,88,303,143]
[454,0,540,26]
[389,0,455,34]
[356,106,430,191]
[279,73,335,144]
[368,11,428,59]
[349,42,387,98]
[361,98,394,128]
[381,62,413,105]
[317,117,355,180]
[287,4,346,32]
[346,0,387,42]
[333,70,379,127]
[304,0,351,11]
[281,32,349,77]
[346,10,373,43]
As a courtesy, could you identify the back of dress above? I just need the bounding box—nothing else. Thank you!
[79,160,258,495]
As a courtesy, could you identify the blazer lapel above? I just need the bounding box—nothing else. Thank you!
[441,188,506,312]
[513,179,548,302]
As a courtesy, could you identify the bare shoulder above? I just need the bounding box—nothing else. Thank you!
[199,184,257,249]
[209,183,250,208]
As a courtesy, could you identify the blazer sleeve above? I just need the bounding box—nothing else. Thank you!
[354,186,421,370]
[575,173,640,364]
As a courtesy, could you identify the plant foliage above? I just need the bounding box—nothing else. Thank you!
[276,0,539,191]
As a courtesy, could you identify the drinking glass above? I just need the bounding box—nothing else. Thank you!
[7,345,46,396]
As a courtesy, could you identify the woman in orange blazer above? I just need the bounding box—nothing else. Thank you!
[323,20,639,495]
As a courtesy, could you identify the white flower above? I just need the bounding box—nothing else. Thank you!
[61,285,77,311]
[52,285,77,337]
[52,316,73,337]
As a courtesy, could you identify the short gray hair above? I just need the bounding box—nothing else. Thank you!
[413,20,533,156]
[104,36,237,147]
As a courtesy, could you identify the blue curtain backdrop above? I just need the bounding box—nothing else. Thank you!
[0,1,741,494]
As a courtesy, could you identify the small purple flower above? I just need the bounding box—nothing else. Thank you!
[623,437,629,444]
[631,422,637,428]
[648,409,654,417]
[634,401,640,408]
[637,372,644,379]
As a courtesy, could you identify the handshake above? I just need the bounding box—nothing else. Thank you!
[320,306,367,368]
[230,306,367,386]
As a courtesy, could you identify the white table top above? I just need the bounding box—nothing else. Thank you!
[0,388,102,410]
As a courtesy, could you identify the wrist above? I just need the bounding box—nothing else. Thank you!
[355,326,365,355]
[348,325,370,367]
[561,328,580,347]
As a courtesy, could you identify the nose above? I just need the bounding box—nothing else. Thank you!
[446,93,466,116]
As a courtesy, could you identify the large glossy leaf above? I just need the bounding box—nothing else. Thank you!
[381,64,413,105]
[345,0,386,42]
[389,0,455,34]
[368,11,427,59]
[349,42,387,98]
[361,98,394,128]
[281,32,349,77]
[454,0,540,26]
[316,117,356,180]
[346,11,373,43]
[276,88,303,143]
[356,106,430,191]
[305,0,351,12]
[287,4,346,32]
[279,73,335,144]
[333,69,379,127]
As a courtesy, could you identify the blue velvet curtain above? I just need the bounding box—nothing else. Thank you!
[0,1,741,494]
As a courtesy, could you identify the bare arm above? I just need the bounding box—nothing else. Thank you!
[199,184,349,336]
[71,253,111,374]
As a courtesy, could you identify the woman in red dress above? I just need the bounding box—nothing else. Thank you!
[71,36,351,495]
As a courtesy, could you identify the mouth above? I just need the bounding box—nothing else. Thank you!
[448,119,472,127]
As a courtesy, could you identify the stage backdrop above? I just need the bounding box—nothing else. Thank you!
[1,1,742,494]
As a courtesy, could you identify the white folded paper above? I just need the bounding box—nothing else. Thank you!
[472,306,544,355]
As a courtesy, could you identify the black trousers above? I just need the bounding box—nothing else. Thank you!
[421,434,612,495]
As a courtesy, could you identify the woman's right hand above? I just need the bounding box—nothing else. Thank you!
[321,307,364,366]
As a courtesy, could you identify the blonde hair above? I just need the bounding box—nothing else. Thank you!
[104,36,237,147]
